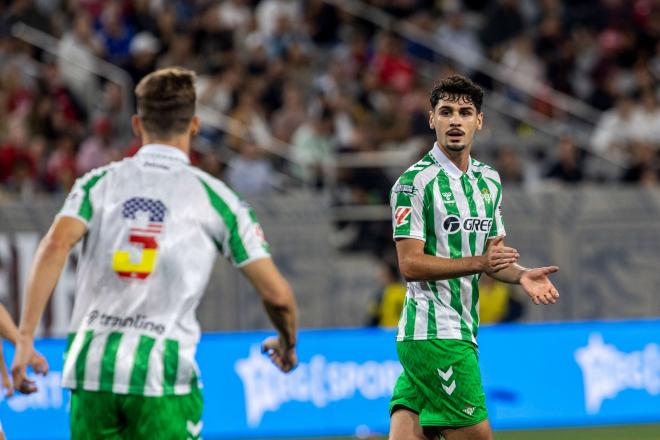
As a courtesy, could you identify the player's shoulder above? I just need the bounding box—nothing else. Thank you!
[395,152,441,188]
[74,160,124,187]
[189,166,241,204]
[471,157,501,183]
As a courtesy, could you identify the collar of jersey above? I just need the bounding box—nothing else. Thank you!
[430,142,475,180]
[137,144,190,164]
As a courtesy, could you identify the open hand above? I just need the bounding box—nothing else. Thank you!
[520,266,560,305]
[261,336,297,373]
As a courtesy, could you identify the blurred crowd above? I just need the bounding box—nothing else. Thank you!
[0,0,657,212]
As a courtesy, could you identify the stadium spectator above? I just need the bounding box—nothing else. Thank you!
[291,106,336,184]
[545,136,585,184]
[226,138,278,195]
[366,259,407,328]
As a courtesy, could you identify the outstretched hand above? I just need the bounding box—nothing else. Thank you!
[520,266,560,305]
[261,336,298,373]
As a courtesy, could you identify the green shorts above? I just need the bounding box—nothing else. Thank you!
[389,339,488,427]
[70,388,203,440]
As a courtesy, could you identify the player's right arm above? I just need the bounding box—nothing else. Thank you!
[11,216,85,393]
[241,259,298,372]
[396,236,519,281]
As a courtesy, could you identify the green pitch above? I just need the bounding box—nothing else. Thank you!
[298,423,660,440]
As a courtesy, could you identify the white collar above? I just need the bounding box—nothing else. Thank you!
[430,142,474,180]
[136,144,190,164]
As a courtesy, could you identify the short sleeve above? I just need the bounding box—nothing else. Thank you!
[391,180,425,241]
[488,183,506,238]
[57,169,108,226]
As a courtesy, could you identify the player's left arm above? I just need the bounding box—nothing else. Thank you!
[485,238,560,305]
[11,216,86,393]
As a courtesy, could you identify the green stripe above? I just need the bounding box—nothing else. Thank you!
[403,297,417,341]
[485,177,503,237]
[99,332,123,392]
[475,175,495,252]
[393,153,435,238]
[198,179,249,264]
[74,330,94,387]
[163,339,179,394]
[78,171,108,221]
[426,301,437,339]
[461,176,481,339]
[129,335,156,394]
[437,172,471,341]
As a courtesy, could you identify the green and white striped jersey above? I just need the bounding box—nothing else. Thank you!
[391,143,505,344]
[58,144,270,396]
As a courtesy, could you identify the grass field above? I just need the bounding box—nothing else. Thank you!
[300,424,660,440]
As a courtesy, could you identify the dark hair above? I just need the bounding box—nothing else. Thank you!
[430,75,484,112]
[135,67,196,138]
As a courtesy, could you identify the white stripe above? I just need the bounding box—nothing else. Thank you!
[176,343,196,392]
[396,293,410,341]
[83,332,108,391]
[112,334,141,394]
[451,178,474,339]
[144,339,164,396]
[413,297,429,340]
[470,179,488,255]
[431,181,461,340]
[62,332,86,388]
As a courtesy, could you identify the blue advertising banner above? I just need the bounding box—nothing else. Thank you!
[1,320,659,439]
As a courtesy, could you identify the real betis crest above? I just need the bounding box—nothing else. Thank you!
[481,188,492,203]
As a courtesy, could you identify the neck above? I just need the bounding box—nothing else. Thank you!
[439,143,470,172]
[141,134,190,156]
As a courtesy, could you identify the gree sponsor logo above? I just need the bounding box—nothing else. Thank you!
[575,333,660,414]
[235,345,402,427]
[441,215,493,233]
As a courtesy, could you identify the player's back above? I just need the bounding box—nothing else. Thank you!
[59,144,269,396]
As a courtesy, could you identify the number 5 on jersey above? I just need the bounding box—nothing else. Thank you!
[112,197,167,279]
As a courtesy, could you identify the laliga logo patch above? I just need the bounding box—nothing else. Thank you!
[395,207,412,226]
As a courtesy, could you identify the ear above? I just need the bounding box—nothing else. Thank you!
[131,115,142,138]
[428,109,434,129]
[476,112,484,131]
[189,116,200,137]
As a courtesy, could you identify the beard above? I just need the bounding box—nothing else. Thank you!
[445,142,466,152]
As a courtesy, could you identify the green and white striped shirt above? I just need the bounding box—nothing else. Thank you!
[391,143,505,344]
[58,144,270,396]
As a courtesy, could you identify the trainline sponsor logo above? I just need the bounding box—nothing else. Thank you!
[235,345,402,426]
[575,333,660,414]
[87,310,166,335]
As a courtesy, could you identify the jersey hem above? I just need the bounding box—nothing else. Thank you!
[235,252,270,268]
[62,380,203,396]
[395,335,478,346]
[55,212,90,227]
[392,234,425,242]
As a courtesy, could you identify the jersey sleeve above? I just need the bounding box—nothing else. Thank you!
[57,168,108,226]
[391,178,425,241]
[488,180,506,238]
[224,201,271,268]
[198,176,271,267]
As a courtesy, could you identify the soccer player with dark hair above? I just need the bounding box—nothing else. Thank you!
[11,67,298,439]
[389,75,560,440]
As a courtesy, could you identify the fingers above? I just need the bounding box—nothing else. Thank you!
[489,235,505,246]
[16,378,37,394]
[542,266,559,274]
[32,353,49,376]
[4,384,13,398]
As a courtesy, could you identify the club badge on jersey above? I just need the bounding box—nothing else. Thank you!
[112,197,167,279]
